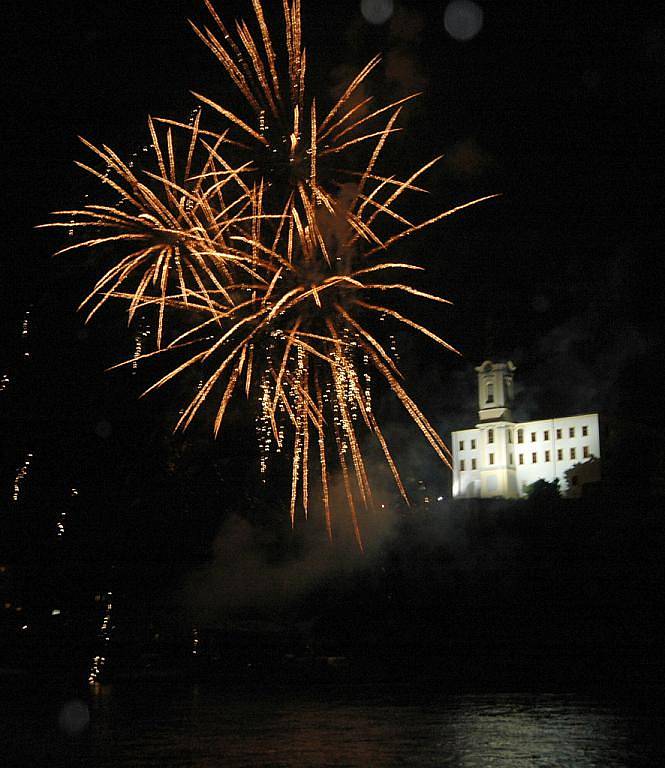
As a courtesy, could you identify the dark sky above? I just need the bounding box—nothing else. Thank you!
[2,1,663,542]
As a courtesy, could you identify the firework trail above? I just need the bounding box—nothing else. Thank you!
[41,1,497,549]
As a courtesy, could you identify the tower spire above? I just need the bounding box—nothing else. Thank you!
[474,360,516,422]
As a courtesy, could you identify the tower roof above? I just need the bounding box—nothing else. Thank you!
[474,360,516,374]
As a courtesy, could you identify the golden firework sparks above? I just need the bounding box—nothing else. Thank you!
[42,0,498,549]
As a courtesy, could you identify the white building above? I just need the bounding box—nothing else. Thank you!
[451,361,601,498]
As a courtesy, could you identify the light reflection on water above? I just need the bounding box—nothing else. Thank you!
[5,682,664,767]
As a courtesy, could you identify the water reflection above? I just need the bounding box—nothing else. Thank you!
[6,682,664,767]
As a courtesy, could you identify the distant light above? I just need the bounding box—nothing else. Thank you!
[52,609,61,616]
[444,1,483,41]
[21,625,28,631]
[437,495,444,501]
[361,0,394,25]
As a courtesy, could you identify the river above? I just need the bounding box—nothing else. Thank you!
[3,677,664,767]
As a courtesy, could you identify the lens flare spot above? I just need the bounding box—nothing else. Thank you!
[58,700,90,736]
[361,0,394,26]
[444,0,483,41]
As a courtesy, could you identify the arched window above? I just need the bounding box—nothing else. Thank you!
[486,382,494,404]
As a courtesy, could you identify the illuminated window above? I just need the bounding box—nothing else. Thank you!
[460,440,464,451]
[569,427,575,438]
[557,449,563,461]
[489,453,494,465]
[486,382,494,403]
[471,439,476,449]
[460,460,465,471]
[519,454,524,465]
[472,458,477,470]
[488,429,494,444]
[583,446,590,458]
[545,450,551,462]
[570,447,576,460]
[517,429,524,444]
[556,429,562,439]
[532,452,537,463]
[582,425,588,436]
[544,430,549,441]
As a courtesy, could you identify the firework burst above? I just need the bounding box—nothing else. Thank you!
[43,0,497,549]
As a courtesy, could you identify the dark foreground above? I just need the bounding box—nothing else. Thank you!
[3,493,665,765]
[3,675,665,768]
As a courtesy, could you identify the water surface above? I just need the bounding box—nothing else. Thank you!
[4,679,664,767]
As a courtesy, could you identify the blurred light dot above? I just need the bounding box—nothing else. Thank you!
[95,420,112,439]
[444,1,483,41]
[52,608,61,616]
[361,0,394,25]
[58,700,90,736]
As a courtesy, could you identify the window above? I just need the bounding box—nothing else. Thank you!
[582,425,588,437]
[486,382,494,404]
[517,429,524,444]
[509,453,513,465]
[545,450,551,462]
[583,446,590,458]
[532,452,537,463]
[569,427,575,438]
[471,458,477,470]
[531,432,536,442]
[471,439,476,449]
[556,429,562,440]
[544,430,550,441]
[508,431,513,443]
[557,448,563,461]
[460,440,465,451]
[460,460,465,471]
[488,429,494,444]
[570,448,576,460]
[519,454,524,465]
[489,453,494,465]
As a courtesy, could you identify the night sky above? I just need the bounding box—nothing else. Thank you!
[2,1,663,557]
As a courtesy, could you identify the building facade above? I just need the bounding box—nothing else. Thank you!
[451,361,601,498]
